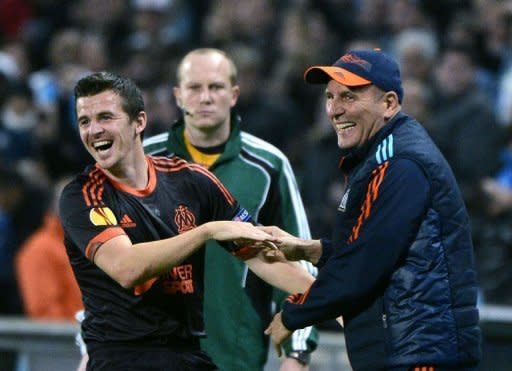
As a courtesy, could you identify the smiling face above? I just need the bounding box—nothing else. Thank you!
[325,80,393,150]
[174,51,240,141]
[76,90,146,173]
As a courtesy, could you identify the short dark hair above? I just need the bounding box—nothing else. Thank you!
[74,71,144,122]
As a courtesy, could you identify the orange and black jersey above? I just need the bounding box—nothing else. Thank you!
[59,155,251,346]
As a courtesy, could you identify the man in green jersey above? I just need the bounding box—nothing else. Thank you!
[144,48,318,370]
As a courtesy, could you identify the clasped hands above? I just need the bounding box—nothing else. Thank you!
[232,224,310,262]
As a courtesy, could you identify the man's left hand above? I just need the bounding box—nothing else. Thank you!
[265,311,292,357]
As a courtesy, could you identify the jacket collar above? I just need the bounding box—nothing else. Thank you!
[339,111,407,171]
[167,113,243,169]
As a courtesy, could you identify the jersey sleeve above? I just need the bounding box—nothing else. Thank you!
[281,158,430,330]
[59,179,126,262]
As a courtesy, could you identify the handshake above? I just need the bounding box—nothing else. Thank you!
[256,226,323,265]
[230,225,323,264]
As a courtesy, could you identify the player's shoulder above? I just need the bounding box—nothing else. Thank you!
[59,166,110,211]
[149,154,192,172]
[149,155,214,179]
[62,166,103,191]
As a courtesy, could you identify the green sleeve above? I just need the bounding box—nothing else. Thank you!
[272,157,319,355]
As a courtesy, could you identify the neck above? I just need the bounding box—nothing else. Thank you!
[184,121,230,148]
[103,146,149,189]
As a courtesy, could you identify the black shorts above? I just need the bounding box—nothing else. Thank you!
[86,339,218,371]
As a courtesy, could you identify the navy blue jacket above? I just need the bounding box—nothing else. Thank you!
[282,112,481,370]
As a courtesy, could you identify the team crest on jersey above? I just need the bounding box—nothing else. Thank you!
[89,207,117,226]
[174,205,197,233]
[338,188,350,212]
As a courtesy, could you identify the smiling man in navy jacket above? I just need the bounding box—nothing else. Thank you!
[263,49,481,371]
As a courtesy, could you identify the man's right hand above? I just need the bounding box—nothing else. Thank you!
[257,226,322,264]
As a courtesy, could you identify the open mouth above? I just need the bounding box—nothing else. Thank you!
[92,140,113,152]
[336,122,356,131]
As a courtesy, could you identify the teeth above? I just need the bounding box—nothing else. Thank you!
[336,123,355,130]
[93,140,112,149]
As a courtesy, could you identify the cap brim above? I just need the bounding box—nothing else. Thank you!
[304,66,371,86]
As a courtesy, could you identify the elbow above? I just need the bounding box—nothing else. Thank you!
[110,261,146,289]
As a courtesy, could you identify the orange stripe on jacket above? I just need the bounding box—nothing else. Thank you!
[348,162,389,243]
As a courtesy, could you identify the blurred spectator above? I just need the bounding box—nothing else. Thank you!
[444,10,499,99]
[141,84,179,137]
[68,0,129,67]
[298,97,343,239]
[0,166,24,315]
[429,43,502,213]
[226,43,303,157]
[28,28,91,178]
[0,0,33,40]
[475,126,512,304]
[80,34,109,73]
[392,28,438,83]
[267,3,339,158]
[0,81,40,164]
[203,0,279,61]
[497,66,512,126]
[401,78,433,125]
[386,0,433,35]
[15,177,82,321]
[128,0,195,53]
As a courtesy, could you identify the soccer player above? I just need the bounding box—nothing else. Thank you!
[60,71,314,370]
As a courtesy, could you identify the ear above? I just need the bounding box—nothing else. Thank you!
[173,86,182,108]
[383,92,400,119]
[135,111,147,135]
[230,85,240,108]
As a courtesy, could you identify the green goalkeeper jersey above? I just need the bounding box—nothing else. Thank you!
[144,115,318,371]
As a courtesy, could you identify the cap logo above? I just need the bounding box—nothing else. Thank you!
[334,71,346,79]
[338,53,371,72]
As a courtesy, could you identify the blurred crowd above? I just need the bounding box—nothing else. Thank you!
[2,0,512,320]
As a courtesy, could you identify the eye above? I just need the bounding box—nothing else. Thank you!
[341,92,355,102]
[98,113,114,122]
[78,118,89,127]
[210,84,224,91]
[187,84,201,91]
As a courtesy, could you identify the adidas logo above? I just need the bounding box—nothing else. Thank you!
[120,214,136,228]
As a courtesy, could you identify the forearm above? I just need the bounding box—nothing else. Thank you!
[96,223,212,288]
[133,223,212,273]
[246,258,315,294]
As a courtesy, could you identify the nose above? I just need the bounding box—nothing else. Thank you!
[326,100,342,119]
[89,120,104,136]
[199,87,212,103]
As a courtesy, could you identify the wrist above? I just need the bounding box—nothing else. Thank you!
[200,222,214,241]
[287,350,311,365]
[304,239,322,265]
